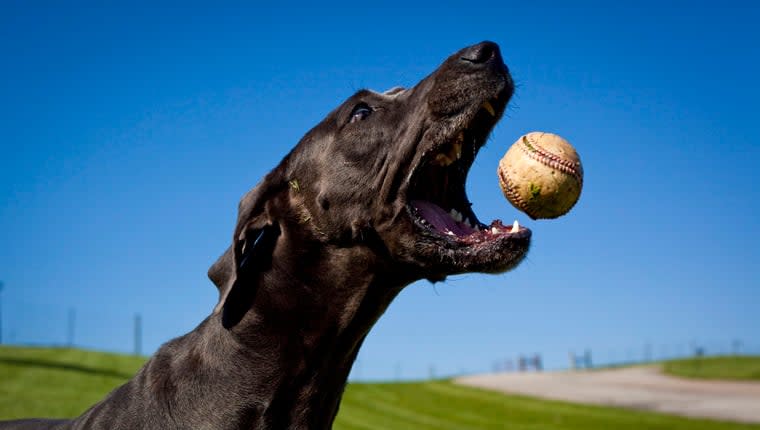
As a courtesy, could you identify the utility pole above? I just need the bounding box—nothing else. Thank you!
[134,313,142,356]
[67,308,76,347]
[0,281,4,344]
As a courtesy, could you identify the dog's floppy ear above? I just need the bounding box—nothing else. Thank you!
[208,169,285,328]
[220,222,279,328]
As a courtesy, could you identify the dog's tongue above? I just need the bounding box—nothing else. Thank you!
[411,200,475,237]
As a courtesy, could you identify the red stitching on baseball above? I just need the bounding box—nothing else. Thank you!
[498,167,537,219]
[520,135,583,186]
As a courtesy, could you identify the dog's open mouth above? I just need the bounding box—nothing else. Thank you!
[404,95,531,272]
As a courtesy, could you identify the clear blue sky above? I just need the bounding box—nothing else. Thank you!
[1,2,759,380]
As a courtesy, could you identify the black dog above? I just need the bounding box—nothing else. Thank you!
[0,41,530,430]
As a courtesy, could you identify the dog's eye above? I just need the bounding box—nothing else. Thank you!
[349,104,373,123]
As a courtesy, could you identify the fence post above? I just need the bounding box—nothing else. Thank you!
[134,314,142,356]
[67,308,75,347]
[0,281,4,344]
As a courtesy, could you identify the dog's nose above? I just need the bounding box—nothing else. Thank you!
[460,41,502,65]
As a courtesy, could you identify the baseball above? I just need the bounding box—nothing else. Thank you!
[497,132,583,220]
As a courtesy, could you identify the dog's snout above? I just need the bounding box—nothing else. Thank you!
[460,41,501,65]
[425,41,512,117]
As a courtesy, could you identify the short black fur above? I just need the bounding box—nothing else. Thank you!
[0,41,530,430]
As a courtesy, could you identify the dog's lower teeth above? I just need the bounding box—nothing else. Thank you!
[491,227,499,234]
[511,220,520,233]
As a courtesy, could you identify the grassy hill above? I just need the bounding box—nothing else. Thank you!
[0,346,145,418]
[663,356,760,381]
[1,346,759,429]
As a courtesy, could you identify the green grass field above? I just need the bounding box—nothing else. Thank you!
[1,346,759,429]
[663,356,760,381]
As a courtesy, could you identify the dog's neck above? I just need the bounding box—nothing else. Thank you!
[217,238,409,429]
[73,231,412,430]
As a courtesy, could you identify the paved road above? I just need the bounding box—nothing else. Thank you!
[455,366,760,423]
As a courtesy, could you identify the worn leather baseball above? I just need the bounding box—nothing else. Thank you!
[497,132,583,220]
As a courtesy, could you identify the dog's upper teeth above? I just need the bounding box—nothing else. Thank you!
[482,100,496,117]
[432,137,464,166]
[464,218,472,228]
[434,153,453,166]
[452,142,462,160]
[511,220,520,233]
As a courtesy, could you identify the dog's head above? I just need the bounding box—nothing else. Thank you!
[210,42,531,325]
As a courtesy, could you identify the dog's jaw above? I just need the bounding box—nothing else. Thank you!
[378,42,531,280]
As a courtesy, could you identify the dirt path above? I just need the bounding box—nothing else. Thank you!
[455,366,760,423]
